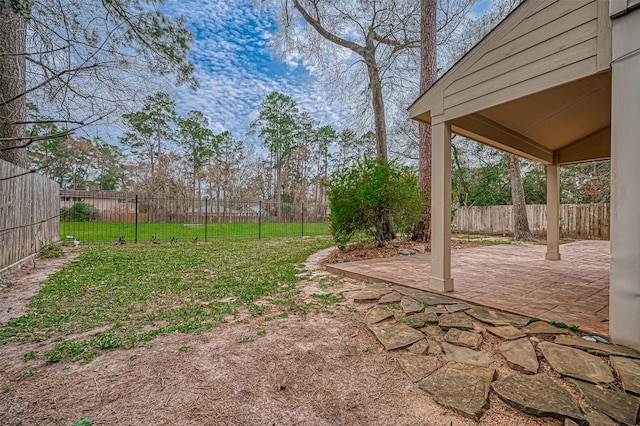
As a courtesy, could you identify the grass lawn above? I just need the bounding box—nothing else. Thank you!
[1,236,336,363]
[60,221,329,244]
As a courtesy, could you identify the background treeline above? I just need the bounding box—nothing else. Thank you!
[26,91,376,208]
[27,91,610,210]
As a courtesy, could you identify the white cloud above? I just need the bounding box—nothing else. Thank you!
[161,0,347,145]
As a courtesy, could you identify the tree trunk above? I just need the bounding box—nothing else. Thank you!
[412,0,438,244]
[0,1,28,167]
[156,122,162,171]
[275,149,282,218]
[364,51,394,241]
[508,153,533,241]
[323,151,328,204]
[365,57,388,162]
[216,187,220,223]
[376,215,396,247]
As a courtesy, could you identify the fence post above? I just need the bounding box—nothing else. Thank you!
[204,197,208,242]
[258,200,262,239]
[301,202,304,236]
[134,194,138,244]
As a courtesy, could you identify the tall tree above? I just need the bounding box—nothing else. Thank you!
[334,129,376,170]
[27,132,124,190]
[508,154,533,240]
[92,138,126,190]
[175,110,216,197]
[278,0,421,162]
[274,0,479,241]
[204,130,245,218]
[450,138,511,207]
[560,161,610,204]
[121,92,177,176]
[250,92,300,217]
[144,93,178,170]
[412,0,438,243]
[0,0,196,167]
[0,0,29,167]
[312,125,337,204]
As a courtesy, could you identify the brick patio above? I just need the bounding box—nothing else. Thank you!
[326,240,610,337]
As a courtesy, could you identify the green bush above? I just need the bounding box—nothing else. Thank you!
[39,241,63,258]
[326,159,425,249]
[61,202,98,222]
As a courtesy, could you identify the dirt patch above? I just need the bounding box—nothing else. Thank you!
[0,310,557,426]
[0,247,559,426]
[0,247,79,326]
[325,239,489,264]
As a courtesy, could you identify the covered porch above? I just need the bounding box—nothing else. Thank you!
[327,240,610,336]
[408,1,640,349]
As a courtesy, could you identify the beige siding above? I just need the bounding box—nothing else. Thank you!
[498,1,591,47]
[443,1,598,111]
[460,2,597,79]
[444,57,598,122]
[448,21,597,98]
[409,0,613,126]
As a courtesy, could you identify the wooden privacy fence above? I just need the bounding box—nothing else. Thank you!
[0,159,60,273]
[452,203,610,240]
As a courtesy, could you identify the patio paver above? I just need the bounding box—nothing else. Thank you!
[492,375,585,423]
[326,240,610,336]
[351,283,637,423]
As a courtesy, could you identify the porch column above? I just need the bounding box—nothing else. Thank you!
[545,163,561,260]
[609,4,640,351]
[430,121,454,292]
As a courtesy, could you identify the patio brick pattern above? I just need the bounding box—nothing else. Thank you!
[327,240,610,336]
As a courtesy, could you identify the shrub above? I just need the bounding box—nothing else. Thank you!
[326,159,425,249]
[61,202,98,222]
[39,241,63,258]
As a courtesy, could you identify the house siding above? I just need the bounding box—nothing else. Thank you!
[443,1,599,113]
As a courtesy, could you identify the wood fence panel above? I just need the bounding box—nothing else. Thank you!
[0,159,60,272]
[452,203,610,240]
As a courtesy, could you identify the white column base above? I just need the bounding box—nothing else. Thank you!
[545,250,561,261]
[430,277,454,293]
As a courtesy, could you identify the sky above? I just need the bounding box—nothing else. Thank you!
[160,0,343,146]
[473,0,492,16]
[154,0,494,148]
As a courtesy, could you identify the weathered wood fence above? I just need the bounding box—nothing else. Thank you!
[0,159,60,273]
[452,203,610,240]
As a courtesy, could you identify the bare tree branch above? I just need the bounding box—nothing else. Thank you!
[292,0,365,56]
[0,119,85,125]
[4,62,100,106]
[0,111,113,150]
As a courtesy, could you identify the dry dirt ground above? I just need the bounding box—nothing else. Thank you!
[0,247,80,326]
[324,239,501,264]
[0,247,561,426]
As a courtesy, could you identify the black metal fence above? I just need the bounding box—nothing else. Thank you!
[59,190,329,244]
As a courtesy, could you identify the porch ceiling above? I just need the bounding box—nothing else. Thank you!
[446,71,612,165]
[408,0,613,165]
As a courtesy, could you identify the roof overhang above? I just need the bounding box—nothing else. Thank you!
[410,0,612,166]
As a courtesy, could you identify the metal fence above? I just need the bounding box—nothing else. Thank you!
[59,190,329,244]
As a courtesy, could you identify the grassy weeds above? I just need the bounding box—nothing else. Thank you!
[60,221,329,244]
[1,237,335,362]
